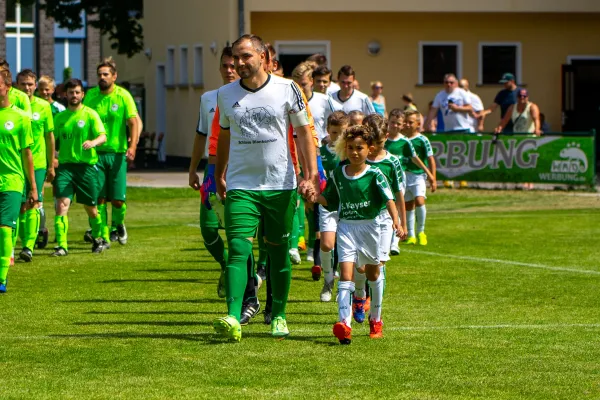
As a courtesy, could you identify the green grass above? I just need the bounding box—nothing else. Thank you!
[3,187,600,399]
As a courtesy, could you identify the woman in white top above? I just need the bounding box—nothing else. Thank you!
[495,88,542,135]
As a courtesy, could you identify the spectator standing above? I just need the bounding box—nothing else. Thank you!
[495,89,541,135]
[482,72,518,133]
[369,81,386,116]
[458,79,484,133]
[402,93,418,112]
[426,74,472,132]
[540,113,551,133]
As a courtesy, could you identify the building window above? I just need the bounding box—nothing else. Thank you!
[5,0,35,72]
[418,42,462,85]
[54,39,84,82]
[274,41,330,78]
[166,47,175,85]
[179,46,188,85]
[193,45,203,86]
[479,43,522,85]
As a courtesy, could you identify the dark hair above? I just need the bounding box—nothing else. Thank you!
[97,57,117,74]
[0,59,9,69]
[335,124,375,159]
[220,46,233,63]
[327,110,349,128]
[306,53,327,66]
[64,78,84,91]
[312,65,332,79]
[233,34,266,57]
[337,65,355,79]
[388,108,404,120]
[363,113,387,142]
[0,67,12,86]
[16,68,37,82]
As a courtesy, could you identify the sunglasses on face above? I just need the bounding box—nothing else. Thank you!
[374,86,383,89]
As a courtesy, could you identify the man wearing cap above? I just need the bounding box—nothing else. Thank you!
[482,73,518,133]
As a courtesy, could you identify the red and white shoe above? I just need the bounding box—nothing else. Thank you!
[333,322,352,345]
[369,319,384,339]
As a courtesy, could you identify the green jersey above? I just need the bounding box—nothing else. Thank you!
[322,164,394,221]
[0,106,34,193]
[385,135,417,171]
[8,87,32,116]
[405,134,433,174]
[83,85,138,153]
[30,97,54,170]
[54,105,106,165]
[320,143,340,178]
[366,152,403,204]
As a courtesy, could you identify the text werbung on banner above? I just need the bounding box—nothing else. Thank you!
[425,133,595,185]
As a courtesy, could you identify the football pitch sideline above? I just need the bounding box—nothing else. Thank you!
[3,187,600,400]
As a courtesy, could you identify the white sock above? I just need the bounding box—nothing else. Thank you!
[368,273,384,322]
[407,209,415,237]
[338,281,355,327]
[392,234,399,248]
[353,269,367,298]
[320,249,334,283]
[416,205,426,234]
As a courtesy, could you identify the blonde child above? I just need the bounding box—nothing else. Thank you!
[317,125,401,344]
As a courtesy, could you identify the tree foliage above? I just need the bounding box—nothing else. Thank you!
[19,0,144,57]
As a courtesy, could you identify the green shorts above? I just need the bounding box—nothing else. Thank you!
[54,163,101,206]
[23,168,47,203]
[224,189,297,244]
[0,191,22,228]
[97,152,127,202]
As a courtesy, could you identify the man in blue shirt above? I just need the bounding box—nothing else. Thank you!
[482,73,518,133]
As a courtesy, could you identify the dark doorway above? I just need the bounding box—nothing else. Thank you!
[278,53,313,78]
[562,59,600,168]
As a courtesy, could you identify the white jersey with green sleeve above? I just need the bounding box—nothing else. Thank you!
[217,74,309,191]
[322,164,394,222]
[405,134,434,174]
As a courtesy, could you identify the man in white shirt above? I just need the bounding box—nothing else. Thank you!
[214,34,318,342]
[426,74,472,132]
[329,65,375,115]
[459,78,484,133]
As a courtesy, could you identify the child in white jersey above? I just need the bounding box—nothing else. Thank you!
[317,125,401,344]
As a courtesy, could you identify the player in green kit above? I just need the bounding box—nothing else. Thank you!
[402,109,437,245]
[0,60,32,115]
[15,70,55,261]
[0,67,36,293]
[52,79,107,256]
[83,57,141,246]
[317,125,401,343]
[385,108,436,251]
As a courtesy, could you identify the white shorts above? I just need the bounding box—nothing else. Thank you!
[337,220,380,266]
[376,209,393,262]
[319,205,338,233]
[405,171,427,202]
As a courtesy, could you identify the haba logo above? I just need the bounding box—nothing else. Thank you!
[232,102,241,108]
[552,142,588,173]
[209,108,216,113]
[77,120,86,128]
[234,106,275,139]
[32,112,41,121]
[4,121,14,130]
[111,104,119,112]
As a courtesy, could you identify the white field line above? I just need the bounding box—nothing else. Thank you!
[6,323,600,340]
[402,249,600,275]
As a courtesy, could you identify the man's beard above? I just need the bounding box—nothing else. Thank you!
[99,80,111,90]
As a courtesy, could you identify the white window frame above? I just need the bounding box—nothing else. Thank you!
[566,55,600,64]
[478,42,522,85]
[166,46,175,85]
[179,45,189,85]
[193,44,204,86]
[418,41,463,85]
[274,40,332,68]
[5,2,35,72]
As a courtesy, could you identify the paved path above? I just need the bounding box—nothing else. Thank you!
[127,172,192,188]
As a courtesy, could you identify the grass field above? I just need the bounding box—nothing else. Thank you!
[3,186,600,399]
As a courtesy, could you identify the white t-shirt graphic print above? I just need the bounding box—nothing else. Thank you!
[217,74,309,191]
